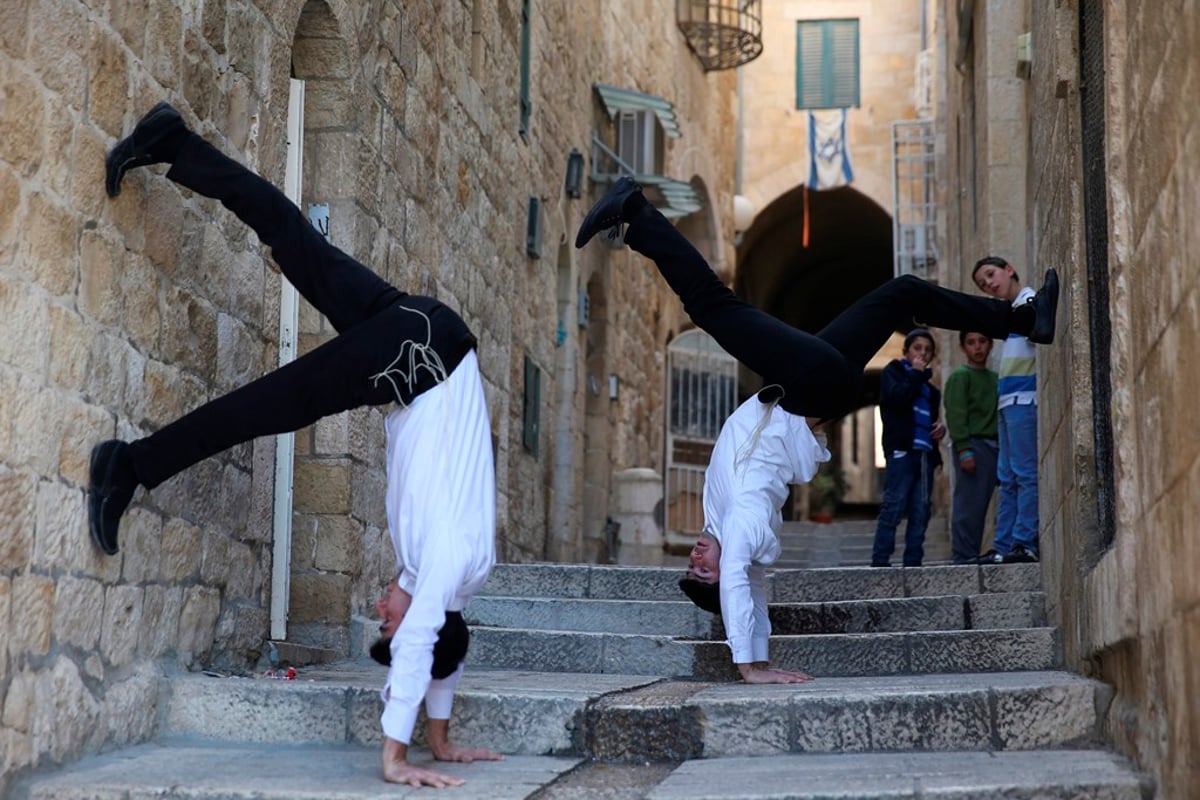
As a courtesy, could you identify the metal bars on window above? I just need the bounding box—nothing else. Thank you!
[891,119,938,280]
[665,330,737,536]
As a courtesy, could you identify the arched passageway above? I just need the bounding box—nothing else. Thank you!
[736,184,895,408]
[736,185,898,511]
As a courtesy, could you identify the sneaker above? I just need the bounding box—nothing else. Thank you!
[972,549,1005,565]
[1026,268,1059,344]
[105,102,187,197]
[1001,545,1039,563]
[87,440,138,555]
[574,176,643,248]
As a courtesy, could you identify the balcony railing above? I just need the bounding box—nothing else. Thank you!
[676,0,764,71]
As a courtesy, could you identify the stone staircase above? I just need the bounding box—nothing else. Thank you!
[15,563,1148,799]
[775,516,952,568]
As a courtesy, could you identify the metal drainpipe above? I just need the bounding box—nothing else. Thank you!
[735,66,745,196]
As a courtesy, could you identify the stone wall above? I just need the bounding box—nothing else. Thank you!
[0,0,733,789]
[942,0,1200,796]
[1036,2,1200,795]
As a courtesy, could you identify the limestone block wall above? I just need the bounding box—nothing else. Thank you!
[938,0,1030,296]
[1028,2,1200,796]
[941,0,1200,795]
[740,0,925,219]
[0,0,734,789]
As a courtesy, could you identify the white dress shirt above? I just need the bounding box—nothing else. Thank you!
[703,393,830,663]
[378,350,495,744]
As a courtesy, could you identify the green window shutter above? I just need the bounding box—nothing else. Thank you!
[522,354,540,457]
[519,0,532,139]
[796,19,860,109]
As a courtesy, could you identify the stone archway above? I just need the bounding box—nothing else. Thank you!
[736,184,894,406]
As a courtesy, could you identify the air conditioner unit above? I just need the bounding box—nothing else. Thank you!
[914,49,933,119]
[616,110,659,175]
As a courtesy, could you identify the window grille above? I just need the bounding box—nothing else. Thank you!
[665,330,737,536]
[891,119,937,279]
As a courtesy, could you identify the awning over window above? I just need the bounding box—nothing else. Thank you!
[593,83,682,138]
[592,172,703,219]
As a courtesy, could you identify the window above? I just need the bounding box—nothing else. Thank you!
[518,0,532,140]
[522,354,541,457]
[796,19,860,109]
[616,109,663,175]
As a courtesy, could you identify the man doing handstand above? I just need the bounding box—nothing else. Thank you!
[576,178,1059,684]
[92,102,501,787]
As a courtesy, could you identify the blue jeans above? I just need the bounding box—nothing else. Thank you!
[994,403,1039,555]
[872,450,935,566]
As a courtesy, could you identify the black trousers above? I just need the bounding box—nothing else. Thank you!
[623,204,1019,420]
[129,134,475,489]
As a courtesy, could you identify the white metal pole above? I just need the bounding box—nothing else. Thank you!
[270,78,305,641]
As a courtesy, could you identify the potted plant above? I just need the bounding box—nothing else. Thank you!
[808,462,847,523]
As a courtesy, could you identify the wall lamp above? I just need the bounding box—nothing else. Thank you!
[565,148,585,198]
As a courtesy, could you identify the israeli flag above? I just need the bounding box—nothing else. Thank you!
[808,109,854,189]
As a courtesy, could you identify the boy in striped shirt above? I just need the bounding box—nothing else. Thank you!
[971,256,1055,563]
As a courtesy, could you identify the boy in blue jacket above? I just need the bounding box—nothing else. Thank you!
[871,329,946,567]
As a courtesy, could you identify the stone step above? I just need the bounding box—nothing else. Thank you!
[645,750,1146,800]
[465,592,1045,636]
[776,536,879,553]
[468,627,1060,678]
[266,639,340,668]
[479,562,1041,603]
[16,742,1145,800]
[157,665,1107,759]
[162,666,656,755]
[15,740,582,800]
[587,671,1108,761]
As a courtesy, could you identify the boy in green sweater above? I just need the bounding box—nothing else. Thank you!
[942,331,999,563]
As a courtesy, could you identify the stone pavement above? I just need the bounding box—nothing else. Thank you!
[13,563,1149,799]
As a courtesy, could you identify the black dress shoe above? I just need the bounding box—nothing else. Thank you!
[88,440,138,555]
[1027,268,1059,344]
[972,549,1005,565]
[105,102,187,197]
[574,176,643,248]
[1001,545,1039,563]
